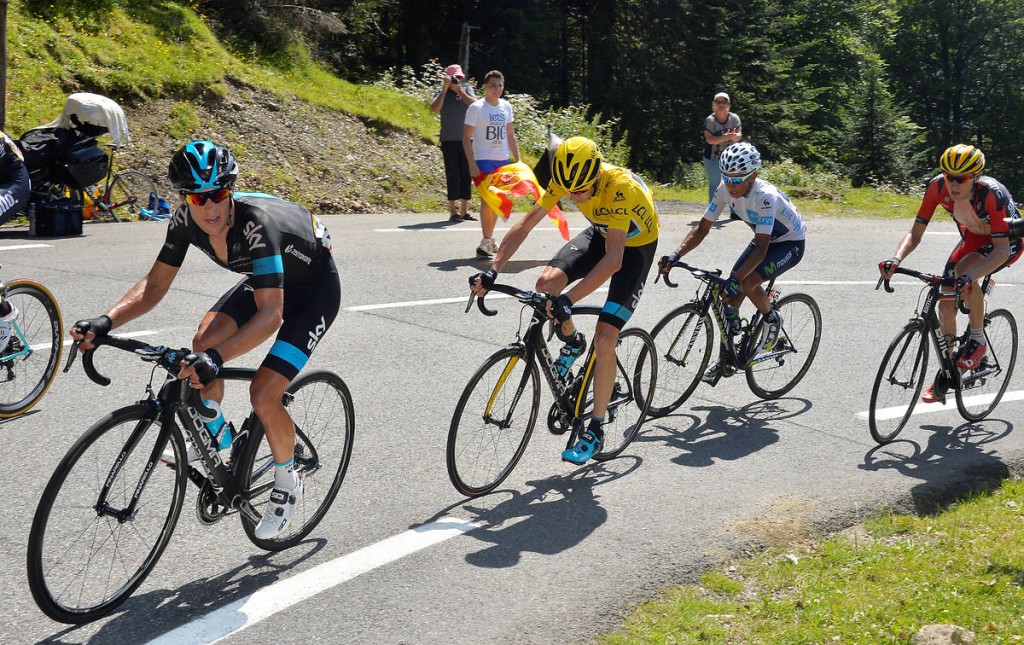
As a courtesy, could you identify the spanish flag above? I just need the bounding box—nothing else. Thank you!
[474,162,569,240]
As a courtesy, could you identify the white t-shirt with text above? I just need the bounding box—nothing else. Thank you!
[464,98,514,162]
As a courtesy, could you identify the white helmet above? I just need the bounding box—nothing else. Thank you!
[719,142,761,175]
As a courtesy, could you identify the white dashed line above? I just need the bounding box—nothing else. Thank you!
[857,390,1024,420]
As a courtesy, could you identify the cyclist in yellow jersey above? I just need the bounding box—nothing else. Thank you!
[470,136,660,464]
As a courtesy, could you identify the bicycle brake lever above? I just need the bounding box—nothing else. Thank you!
[464,292,475,313]
[62,339,81,374]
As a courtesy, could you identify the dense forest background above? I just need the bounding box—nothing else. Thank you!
[41,0,1024,195]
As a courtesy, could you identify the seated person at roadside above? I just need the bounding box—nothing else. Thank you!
[659,141,806,383]
[879,144,1022,403]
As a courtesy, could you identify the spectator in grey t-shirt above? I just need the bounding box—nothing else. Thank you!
[431,63,478,222]
[702,92,742,204]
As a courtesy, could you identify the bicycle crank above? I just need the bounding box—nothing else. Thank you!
[196,480,230,525]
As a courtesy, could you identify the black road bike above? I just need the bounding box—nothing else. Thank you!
[447,283,657,497]
[27,335,354,624]
[645,260,822,417]
[869,267,1018,444]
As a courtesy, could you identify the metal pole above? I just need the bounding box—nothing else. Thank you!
[0,0,8,131]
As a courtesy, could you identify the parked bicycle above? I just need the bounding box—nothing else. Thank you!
[645,260,822,417]
[447,283,656,497]
[36,143,157,222]
[0,269,63,418]
[27,334,354,624]
[868,267,1018,444]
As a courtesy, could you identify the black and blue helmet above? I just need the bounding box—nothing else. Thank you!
[168,140,238,192]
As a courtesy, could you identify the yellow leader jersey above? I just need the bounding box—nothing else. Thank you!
[539,163,659,247]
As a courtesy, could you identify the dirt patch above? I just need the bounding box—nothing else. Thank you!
[730,498,819,550]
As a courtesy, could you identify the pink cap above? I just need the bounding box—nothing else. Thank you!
[445,64,465,81]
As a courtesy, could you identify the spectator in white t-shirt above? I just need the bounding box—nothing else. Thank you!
[463,70,520,258]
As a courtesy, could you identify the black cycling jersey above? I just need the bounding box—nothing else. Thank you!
[157,193,334,288]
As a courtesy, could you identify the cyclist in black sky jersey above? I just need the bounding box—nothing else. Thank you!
[71,140,340,539]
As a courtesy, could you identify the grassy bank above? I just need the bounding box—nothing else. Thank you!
[602,479,1024,644]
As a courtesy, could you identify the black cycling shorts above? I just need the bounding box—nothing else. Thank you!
[211,257,341,380]
[548,226,657,330]
[942,237,1023,281]
[732,239,805,281]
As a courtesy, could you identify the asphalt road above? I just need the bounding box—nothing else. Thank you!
[2,208,1022,644]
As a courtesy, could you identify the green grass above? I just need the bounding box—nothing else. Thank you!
[601,479,1024,644]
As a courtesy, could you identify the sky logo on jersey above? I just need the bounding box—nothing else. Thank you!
[243,221,266,250]
[167,208,187,230]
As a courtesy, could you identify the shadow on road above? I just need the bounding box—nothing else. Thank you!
[40,538,329,644]
[429,258,550,274]
[445,458,641,569]
[635,398,811,467]
[859,417,1015,514]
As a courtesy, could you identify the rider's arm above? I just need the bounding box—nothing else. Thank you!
[490,201,550,272]
[204,287,284,362]
[105,259,180,328]
[891,221,927,263]
[565,228,626,304]
[732,233,771,282]
[672,217,714,257]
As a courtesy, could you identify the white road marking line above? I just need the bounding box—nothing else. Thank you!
[32,329,159,352]
[147,518,480,645]
[375,227,581,233]
[0,243,52,250]
[857,389,1024,420]
[347,287,610,312]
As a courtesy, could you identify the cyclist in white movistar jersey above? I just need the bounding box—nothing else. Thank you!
[659,142,807,382]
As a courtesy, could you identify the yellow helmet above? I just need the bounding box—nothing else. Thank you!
[939,144,985,175]
[551,136,602,192]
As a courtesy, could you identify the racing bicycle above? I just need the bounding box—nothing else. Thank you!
[0,270,63,418]
[645,260,822,416]
[27,334,354,624]
[868,267,1017,444]
[447,283,657,497]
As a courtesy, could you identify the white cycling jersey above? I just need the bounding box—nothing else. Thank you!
[703,178,807,243]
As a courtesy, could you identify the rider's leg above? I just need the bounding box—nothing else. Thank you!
[250,368,295,465]
[536,266,573,335]
[192,310,238,404]
[589,321,620,420]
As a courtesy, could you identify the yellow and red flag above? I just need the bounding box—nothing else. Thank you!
[474,162,569,240]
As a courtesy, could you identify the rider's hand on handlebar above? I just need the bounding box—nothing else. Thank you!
[70,315,112,352]
[878,256,900,280]
[723,277,742,298]
[658,251,681,275]
[955,273,974,296]
[469,268,498,296]
[178,349,224,388]
[546,293,573,323]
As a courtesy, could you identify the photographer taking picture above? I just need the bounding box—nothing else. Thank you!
[431,63,477,222]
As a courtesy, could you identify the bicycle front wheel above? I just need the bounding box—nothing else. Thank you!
[645,303,713,417]
[745,293,822,399]
[591,328,657,461]
[27,405,186,624]
[107,170,157,221]
[447,346,540,497]
[239,370,355,551]
[0,280,63,418]
[869,322,929,444]
[957,309,1018,421]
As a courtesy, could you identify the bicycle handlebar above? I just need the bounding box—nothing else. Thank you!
[63,335,213,414]
[656,260,724,289]
[875,266,972,314]
[465,282,579,342]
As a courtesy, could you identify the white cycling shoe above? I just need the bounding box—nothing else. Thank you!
[255,473,304,539]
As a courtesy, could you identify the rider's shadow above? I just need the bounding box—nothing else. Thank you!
[429,258,550,273]
[459,459,640,568]
[638,399,810,468]
[43,538,329,644]
[860,418,1014,514]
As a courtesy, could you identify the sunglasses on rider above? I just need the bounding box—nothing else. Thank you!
[722,172,755,184]
[181,188,232,206]
[943,173,977,185]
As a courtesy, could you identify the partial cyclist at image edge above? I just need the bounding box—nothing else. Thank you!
[878,143,1022,404]
[0,130,31,342]
[659,141,806,384]
[70,139,340,540]
[470,135,660,465]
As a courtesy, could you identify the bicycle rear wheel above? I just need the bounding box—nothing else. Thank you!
[869,322,929,444]
[745,293,822,399]
[591,328,657,461]
[239,370,355,551]
[107,170,157,221]
[0,280,63,418]
[645,303,713,417]
[447,346,540,497]
[27,405,186,624]
[956,309,1018,421]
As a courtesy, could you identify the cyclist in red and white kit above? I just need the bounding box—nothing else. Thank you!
[879,144,1022,403]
